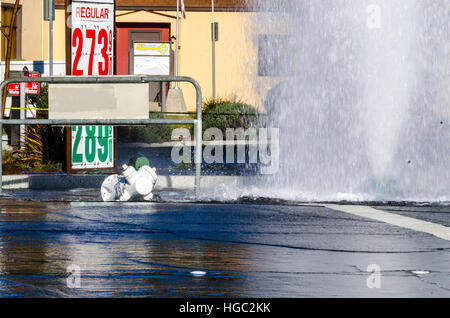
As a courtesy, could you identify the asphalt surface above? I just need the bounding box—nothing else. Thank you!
[0,191,449,297]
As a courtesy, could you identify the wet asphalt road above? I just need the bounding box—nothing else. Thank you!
[0,192,449,297]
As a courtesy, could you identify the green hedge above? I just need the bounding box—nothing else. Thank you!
[118,112,174,143]
[201,98,260,134]
[119,99,260,143]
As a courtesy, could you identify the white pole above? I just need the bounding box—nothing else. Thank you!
[49,0,54,76]
[19,83,25,149]
[175,0,179,88]
[0,0,2,62]
[212,0,215,100]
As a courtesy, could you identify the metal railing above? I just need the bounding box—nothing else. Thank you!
[0,75,202,195]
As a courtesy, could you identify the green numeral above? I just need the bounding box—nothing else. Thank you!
[85,126,96,163]
[97,126,109,163]
[108,126,113,162]
[72,126,83,163]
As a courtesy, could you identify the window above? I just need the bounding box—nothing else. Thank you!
[1,4,22,61]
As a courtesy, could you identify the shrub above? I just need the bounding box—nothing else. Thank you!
[2,149,62,175]
[201,98,260,134]
[118,112,174,143]
[15,84,65,167]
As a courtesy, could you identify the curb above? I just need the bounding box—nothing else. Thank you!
[1,174,248,191]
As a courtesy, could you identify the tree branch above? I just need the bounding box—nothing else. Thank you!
[2,0,21,118]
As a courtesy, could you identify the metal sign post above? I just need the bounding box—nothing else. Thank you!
[175,0,180,88]
[0,1,1,68]
[211,0,215,100]
[50,3,54,76]
[19,82,25,149]
[44,0,55,76]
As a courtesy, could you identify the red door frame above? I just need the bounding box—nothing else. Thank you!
[115,23,170,75]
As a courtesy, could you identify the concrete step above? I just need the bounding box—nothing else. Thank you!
[1,174,250,191]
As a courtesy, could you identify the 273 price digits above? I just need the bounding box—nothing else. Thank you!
[72,27,113,75]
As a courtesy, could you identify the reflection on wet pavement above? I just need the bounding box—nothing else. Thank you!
[0,197,449,297]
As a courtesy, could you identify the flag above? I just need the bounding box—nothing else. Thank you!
[181,0,186,19]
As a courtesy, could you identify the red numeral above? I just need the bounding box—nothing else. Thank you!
[72,28,83,75]
[72,28,111,76]
[98,29,109,75]
[86,29,96,75]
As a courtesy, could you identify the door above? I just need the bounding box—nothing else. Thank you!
[129,30,162,105]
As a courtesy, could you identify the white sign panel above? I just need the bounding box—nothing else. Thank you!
[71,0,114,75]
[71,125,114,169]
[74,0,114,3]
[133,42,170,75]
[49,83,149,119]
[134,56,170,75]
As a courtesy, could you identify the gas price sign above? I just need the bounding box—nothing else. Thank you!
[71,0,114,75]
[70,0,116,171]
[71,125,114,169]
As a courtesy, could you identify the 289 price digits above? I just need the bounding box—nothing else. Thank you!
[72,126,114,166]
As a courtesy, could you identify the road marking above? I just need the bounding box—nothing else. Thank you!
[190,271,207,277]
[323,204,450,241]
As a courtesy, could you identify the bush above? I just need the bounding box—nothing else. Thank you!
[2,149,62,175]
[201,98,260,134]
[15,84,66,167]
[118,99,260,143]
[118,112,174,143]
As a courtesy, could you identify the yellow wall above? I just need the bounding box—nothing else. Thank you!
[3,1,270,112]
[116,9,261,111]
[1,0,66,61]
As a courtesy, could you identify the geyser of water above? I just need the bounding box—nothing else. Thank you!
[212,0,449,202]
